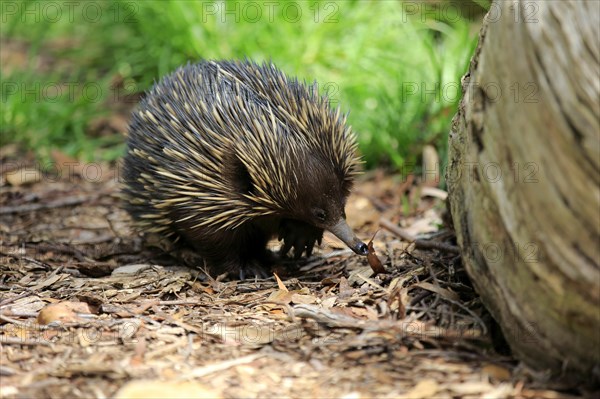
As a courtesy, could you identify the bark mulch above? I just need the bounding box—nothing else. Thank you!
[0,161,584,398]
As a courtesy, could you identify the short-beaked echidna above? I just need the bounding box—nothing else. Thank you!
[122,59,368,278]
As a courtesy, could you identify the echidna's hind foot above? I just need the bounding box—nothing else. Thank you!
[278,219,324,259]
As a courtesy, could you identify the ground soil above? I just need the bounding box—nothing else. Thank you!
[0,162,587,398]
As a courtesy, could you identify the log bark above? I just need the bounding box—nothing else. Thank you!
[447,0,599,383]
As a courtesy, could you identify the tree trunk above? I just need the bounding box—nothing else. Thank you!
[447,0,599,383]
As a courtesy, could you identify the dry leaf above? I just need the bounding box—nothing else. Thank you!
[7,325,31,341]
[5,168,41,186]
[77,329,92,347]
[338,277,354,298]
[320,277,340,286]
[403,209,442,236]
[349,306,378,321]
[274,273,288,291]
[290,293,317,305]
[482,384,514,398]
[111,264,154,276]
[30,273,66,291]
[347,266,373,286]
[129,338,146,367]
[367,243,385,275]
[267,289,293,304]
[211,323,275,346]
[114,380,222,399]
[37,301,91,325]
[273,324,304,341]
[321,297,337,309]
[118,319,143,342]
[411,282,460,301]
[0,386,18,397]
[449,381,495,395]
[482,363,512,381]
[388,276,411,318]
[2,296,46,314]
[401,379,439,398]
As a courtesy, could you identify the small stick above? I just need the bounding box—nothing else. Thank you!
[0,191,110,215]
[0,314,49,330]
[183,354,264,379]
[0,337,51,346]
[0,290,33,308]
[379,218,460,254]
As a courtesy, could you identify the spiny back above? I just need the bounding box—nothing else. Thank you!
[123,59,361,237]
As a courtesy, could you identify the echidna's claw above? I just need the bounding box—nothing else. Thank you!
[279,219,323,259]
[238,262,270,280]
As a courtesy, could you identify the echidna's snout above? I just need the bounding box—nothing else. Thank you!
[355,242,369,255]
[328,219,369,256]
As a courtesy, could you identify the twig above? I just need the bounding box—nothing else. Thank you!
[0,290,33,308]
[409,290,433,306]
[0,192,109,215]
[182,334,195,360]
[354,273,386,292]
[155,300,203,306]
[380,218,460,254]
[0,337,51,346]
[70,234,116,245]
[146,340,188,360]
[182,354,264,379]
[0,252,52,270]
[0,314,49,330]
[292,304,365,329]
[438,297,488,335]
[25,242,89,262]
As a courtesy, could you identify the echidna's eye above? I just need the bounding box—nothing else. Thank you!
[314,208,327,222]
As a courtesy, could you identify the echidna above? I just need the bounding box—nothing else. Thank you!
[122,59,368,279]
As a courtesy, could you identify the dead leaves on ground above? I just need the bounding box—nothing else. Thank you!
[0,169,578,398]
[0,255,496,398]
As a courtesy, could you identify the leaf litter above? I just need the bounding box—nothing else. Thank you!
[0,159,586,398]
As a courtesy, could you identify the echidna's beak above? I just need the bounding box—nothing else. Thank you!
[328,218,369,256]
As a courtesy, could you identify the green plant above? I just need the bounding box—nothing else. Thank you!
[1,0,479,170]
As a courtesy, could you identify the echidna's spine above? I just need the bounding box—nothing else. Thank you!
[122,59,365,276]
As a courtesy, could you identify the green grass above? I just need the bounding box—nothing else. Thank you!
[1,0,480,172]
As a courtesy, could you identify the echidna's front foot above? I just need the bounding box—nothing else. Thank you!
[278,219,324,259]
[238,263,271,280]
[231,250,275,280]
